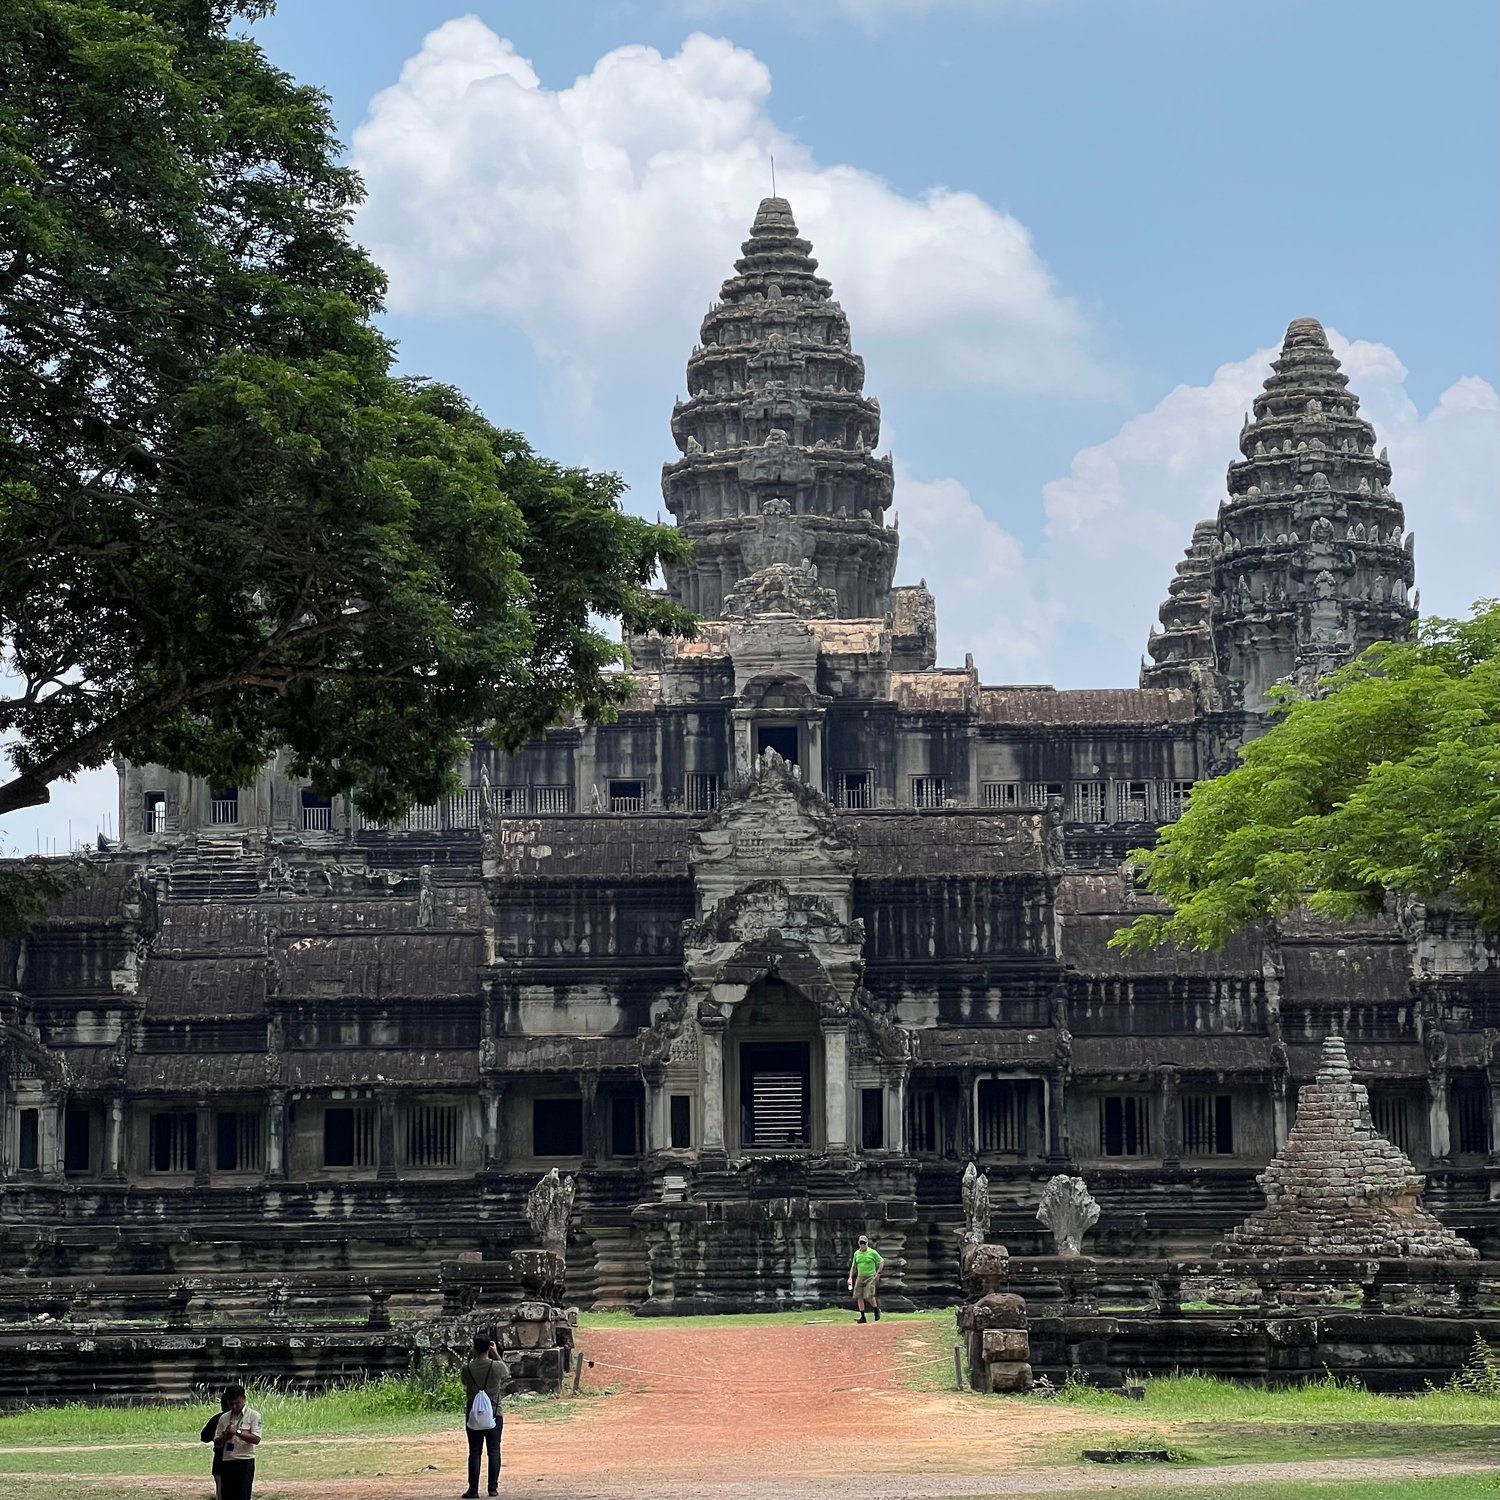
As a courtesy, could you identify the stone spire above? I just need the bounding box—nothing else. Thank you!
[1220,1035,1476,1260]
[1139,519,1219,702]
[661,198,897,621]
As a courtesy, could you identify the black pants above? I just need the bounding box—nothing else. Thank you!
[467,1423,501,1494]
[220,1460,255,1500]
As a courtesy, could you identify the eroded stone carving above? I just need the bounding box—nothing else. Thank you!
[960,1161,991,1246]
[1037,1174,1100,1258]
[526,1168,575,1254]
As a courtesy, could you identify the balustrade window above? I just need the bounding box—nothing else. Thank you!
[669,1094,692,1149]
[323,1105,376,1169]
[1027,782,1064,807]
[215,1110,264,1172]
[909,1090,939,1154]
[210,787,239,825]
[860,1088,885,1150]
[608,779,645,813]
[64,1107,92,1174]
[981,781,1023,808]
[497,786,528,816]
[402,1103,459,1168]
[149,1111,197,1174]
[835,770,873,809]
[977,1079,1029,1154]
[1099,1095,1152,1157]
[1073,781,1107,823]
[1115,781,1151,821]
[1452,1075,1492,1156]
[533,1097,583,1157]
[1369,1091,1415,1154]
[685,773,722,812]
[300,789,333,831]
[1160,780,1194,821]
[911,775,946,809]
[143,791,172,834]
[1181,1093,1234,1156]
[531,785,573,814]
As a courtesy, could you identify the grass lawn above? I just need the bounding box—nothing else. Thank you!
[1039,1479,1497,1500]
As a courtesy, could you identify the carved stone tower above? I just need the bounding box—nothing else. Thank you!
[1144,318,1417,728]
[662,197,897,621]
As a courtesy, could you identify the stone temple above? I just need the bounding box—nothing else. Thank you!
[3,200,1497,1305]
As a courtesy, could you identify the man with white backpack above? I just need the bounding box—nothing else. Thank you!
[460,1331,508,1498]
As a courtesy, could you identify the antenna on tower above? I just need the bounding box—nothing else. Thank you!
[770,154,777,197]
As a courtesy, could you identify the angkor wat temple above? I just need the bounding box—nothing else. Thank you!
[4,199,1497,1306]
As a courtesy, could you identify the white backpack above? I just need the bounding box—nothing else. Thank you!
[466,1389,496,1432]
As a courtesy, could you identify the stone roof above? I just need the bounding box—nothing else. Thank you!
[979,687,1193,726]
[1221,1034,1477,1259]
[892,670,977,714]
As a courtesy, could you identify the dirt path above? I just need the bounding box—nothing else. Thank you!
[1,1320,1492,1498]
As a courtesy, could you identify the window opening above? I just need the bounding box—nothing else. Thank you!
[977,1079,1029,1153]
[533,1097,583,1156]
[63,1107,91,1174]
[1369,1092,1413,1154]
[300,789,333,831]
[531,785,573,814]
[497,786,528,816]
[835,770,873,809]
[1073,781,1107,823]
[755,724,800,765]
[210,787,239,825]
[740,1041,810,1147]
[1452,1075,1491,1156]
[910,1090,938,1155]
[981,782,1022,808]
[143,792,171,835]
[1100,1095,1151,1156]
[911,775,946,809]
[17,1108,40,1172]
[403,1103,459,1168]
[608,779,645,813]
[685,773,721,812]
[860,1088,884,1150]
[1181,1093,1234,1155]
[1116,781,1151,821]
[150,1111,197,1173]
[669,1094,692,1149]
[610,1095,640,1156]
[1027,782,1064,806]
[323,1105,376,1169]
[216,1110,264,1173]
[1161,780,1194,821]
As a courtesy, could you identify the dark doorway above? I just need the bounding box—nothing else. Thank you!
[739,1041,811,1147]
[755,724,799,766]
[63,1108,91,1174]
[669,1094,692,1148]
[533,1097,583,1157]
[860,1088,884,1150]
[610,1093,640,1156]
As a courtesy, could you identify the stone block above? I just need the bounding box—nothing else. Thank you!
[959,1292,1028,1330]
[985,1360,1033,1393]
[982,1327,1030,1360]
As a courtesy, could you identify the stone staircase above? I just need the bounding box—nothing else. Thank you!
[166,837,263,900]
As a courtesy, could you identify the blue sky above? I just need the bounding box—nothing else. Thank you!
[9,0,1498,851]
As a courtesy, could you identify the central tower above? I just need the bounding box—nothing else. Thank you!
[662,198,897,620]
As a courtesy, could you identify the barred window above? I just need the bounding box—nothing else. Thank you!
[1115,781,1151,821]
[909,1090,939,1154]
[911,775,946,809]
[835,770,874,809]
[977,1079,1029,1153]
[608,779,645,813]
[685,773,721,811]
[1369,1092,1414,1154]
[215,1110,264,1172]
[1452,1075,1492,1156]
[1028,782,1064,807]
[150,1111,197,1174]
[324,1105,376,1169]
[402,1103,460,1168]
[1181,1093,1234,1155]
[300,789,333,831]
[1160,780,1194,821]
[497,786,528,816]
[531,785,573,814]
[210,788,239,825]
[981,781,1022,808]
[1099,1095,1151,1156]
[1073,781,1107,823]
[143,791,173,834]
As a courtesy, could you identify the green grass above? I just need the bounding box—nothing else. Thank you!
[1036,1479,1496,1500]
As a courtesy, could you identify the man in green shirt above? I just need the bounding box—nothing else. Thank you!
[846,1235,884,1322]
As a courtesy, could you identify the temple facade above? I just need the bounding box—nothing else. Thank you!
[2,200,1496,1305]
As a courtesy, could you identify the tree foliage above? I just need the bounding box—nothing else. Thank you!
[1112,603,1500,952]
[0,0,692,825]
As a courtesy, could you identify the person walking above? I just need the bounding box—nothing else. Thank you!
[847,1234,884,1322]
[461,1332,509,1498]
[211,1384,262,1500]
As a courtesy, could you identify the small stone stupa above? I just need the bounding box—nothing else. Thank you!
[1221,1035,1477,1259]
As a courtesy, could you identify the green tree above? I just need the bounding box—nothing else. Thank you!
[1112,603,1500,952]
[0,0,691,828]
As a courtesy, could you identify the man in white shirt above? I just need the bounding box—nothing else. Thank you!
[213,1384,262,1500]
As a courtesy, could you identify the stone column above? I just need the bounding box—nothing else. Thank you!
[194,1098,213,1187]
[806,715,825,796]
[699,1013,727,1155]
[1272,1072,1290,1151]
[886,1066,908,1156]
[485,1078,509,1171]
[376,1091,396,1180]
[104,1091,126,1179]
[1427,1072,1451,1163]
[1488,1066,1500,1167]
[1046,1069,1070,1164]
[644,1071,667,1154]
[577,726,598,815]
[40,1096,64,1181]
[822,1020,849,1155]
[1159,1069,1181,1167]
[266,1089,287,1181]
[581,1072,600,1165]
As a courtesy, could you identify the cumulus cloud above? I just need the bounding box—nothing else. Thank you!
[351,23,1097,401]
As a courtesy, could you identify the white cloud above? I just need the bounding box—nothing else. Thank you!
[351,23,1097,402]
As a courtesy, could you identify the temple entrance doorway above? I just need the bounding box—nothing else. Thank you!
[754,723,800,766]
[729,977,821,1154]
